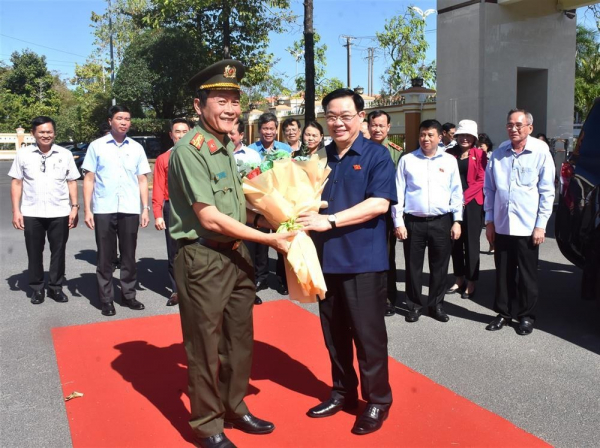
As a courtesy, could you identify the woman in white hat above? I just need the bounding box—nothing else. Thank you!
[446,119,487,299]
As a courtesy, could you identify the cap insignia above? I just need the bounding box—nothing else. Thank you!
[224,65,236,79]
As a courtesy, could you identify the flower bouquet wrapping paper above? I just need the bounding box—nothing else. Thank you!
[242,154,331,303]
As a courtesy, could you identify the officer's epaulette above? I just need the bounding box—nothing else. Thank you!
[190,133,205,150]
[207,139,218,154]
[389,141,403,152]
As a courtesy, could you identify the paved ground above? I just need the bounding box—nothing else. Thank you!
[1,160,599,447]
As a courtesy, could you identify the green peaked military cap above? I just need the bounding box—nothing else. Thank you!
[188,59,246,91]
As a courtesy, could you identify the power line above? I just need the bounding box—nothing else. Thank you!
[0,33,89,58]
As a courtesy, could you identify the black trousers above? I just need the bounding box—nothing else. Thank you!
[493,233,539,319]
[403,213,453,311]
[162,201,177,293]
[386,214,398,307]
[94,213,139,304]
[23,216,69,292]
[246,228,286,285]
[451,200,482,281]
[319,271,392,410]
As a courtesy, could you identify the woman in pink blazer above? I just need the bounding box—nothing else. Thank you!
[446,120,487,299]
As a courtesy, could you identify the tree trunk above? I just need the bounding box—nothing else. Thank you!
[222,0,231,59]
[304,0,315,122]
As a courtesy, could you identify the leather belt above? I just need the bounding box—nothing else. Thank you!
[405,213,451,222]
[178,237,241,251]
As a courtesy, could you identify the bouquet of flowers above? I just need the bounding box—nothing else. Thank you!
[242,153,331,303]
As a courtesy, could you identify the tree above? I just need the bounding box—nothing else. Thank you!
[575,24,600,121]
[376,7,434,93]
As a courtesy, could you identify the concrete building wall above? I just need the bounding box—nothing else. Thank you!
[437,0,576,147]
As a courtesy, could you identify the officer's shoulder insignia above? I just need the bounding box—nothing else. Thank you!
[207,139,218,154]
[190,133,205,150]
[389,141,403,152]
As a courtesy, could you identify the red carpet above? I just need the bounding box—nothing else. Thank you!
[52,300,548,447]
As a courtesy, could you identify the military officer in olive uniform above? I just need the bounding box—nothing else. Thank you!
[368,110,404,316]
[168,60,294,448]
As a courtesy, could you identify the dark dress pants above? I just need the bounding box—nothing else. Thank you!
[403,213,452,311]
[23,216,69,292]
[387,214,398,307]
[493,233,539,319]
[245,228,269,284]
[162,201,177,293]
[319,271,392,410]
[451,200,482,281]
[175,241,255,438]
[94,213,139,304]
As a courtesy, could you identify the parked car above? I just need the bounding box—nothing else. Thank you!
[130,136,164,159]
[69,143,89,178]
[555,97,600,300]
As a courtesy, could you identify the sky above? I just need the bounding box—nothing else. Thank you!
[0,0,597,96]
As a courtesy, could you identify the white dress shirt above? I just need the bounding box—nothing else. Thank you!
[233,144,261,166]
[8,144,79,218]
[484,136,555,236]
[392,147,463,227]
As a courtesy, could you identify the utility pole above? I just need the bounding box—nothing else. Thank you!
[341,35,356,88]
[108,0,116,106]
[366,48,376,96]
[304,0,315,123]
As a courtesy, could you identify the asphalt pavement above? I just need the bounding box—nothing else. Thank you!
[0,160,599,447]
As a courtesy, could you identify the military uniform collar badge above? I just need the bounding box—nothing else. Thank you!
[208,139,219,154]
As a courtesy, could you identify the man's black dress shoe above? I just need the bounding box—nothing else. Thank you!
[254,296,263,305]
[101,302,116,316]
[405,308,422,323]
[255,280,268,292]
[446,283,466,295]
[30,290,45,305]
[431,306,450,322]
[516,317,534,336]
[275,280,288,296]
[461,290,476,300]
[307,398,358,418]
[48,289,68,303]
[485,315,511,331]
[385,303,395,317]
[224,413,274,434]
[121,298,145,310]
[166,293,178,307]
[195,432,236,448]
[351,405,389,435]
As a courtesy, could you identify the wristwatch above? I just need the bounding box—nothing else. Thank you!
[327,214,337,229]
[71,204,80,209]
[142,205,150,211]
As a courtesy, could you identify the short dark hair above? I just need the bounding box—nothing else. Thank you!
[442,122,455,133]
[195,89,209,107]
[258,112,278,129]
[108,105,131,119]
[302,121,325,150]
[478,133,494,152]
[31,116,55,133]
[367,110,391,125]
[170,118,191,131]
[282,118,301,131]
[322,88,364,113]
[98,122,111,137]
[235,119,245,134]
[420,119,443,135]
[536,133,549,144]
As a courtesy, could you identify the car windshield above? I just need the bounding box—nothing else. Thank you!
[575,99,600,186]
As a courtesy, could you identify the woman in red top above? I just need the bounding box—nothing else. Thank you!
[446,120,487,299]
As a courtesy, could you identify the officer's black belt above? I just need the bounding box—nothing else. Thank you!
[178,237,241,251]
[405,213,451,222]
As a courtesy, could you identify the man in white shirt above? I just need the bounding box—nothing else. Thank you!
[82,105,151,317]
[393,119,463,323]
[9,116,80,304]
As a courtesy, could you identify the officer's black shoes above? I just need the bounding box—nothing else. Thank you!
[385,303,395,317]
[255,280,268,292]
[224,413,275,434]
[516,317,534,336]
[30,290,45,305]
[166,293,178,306]
[121,298,145,310]
[431,305,450,323]
[485,315,511,331]
[307,397,358,418]
[405,308,422,323]
[195,432,236,448]
[101,302,116,316]
[275,278,288,295]
[48,289,68,303]
[254,296,263,305]
[351,405,389,435]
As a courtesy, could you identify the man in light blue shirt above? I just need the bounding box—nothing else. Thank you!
[484,109,555,336]
[247,112,290,296]
[82,105,151,317]
[392,119,463,323]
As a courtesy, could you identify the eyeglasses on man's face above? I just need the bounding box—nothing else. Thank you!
[325,113,358,124]
[506,122,531,131]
